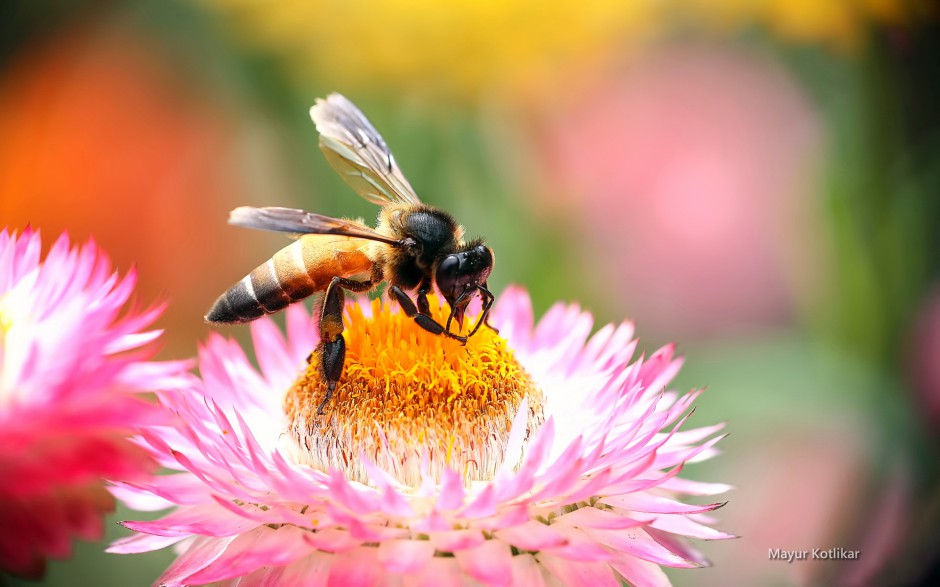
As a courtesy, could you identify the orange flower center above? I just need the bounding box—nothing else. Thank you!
[284,295,544,486]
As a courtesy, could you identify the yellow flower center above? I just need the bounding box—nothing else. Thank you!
[284,295,544,487]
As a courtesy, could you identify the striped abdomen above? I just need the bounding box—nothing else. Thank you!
[206,236,374,324]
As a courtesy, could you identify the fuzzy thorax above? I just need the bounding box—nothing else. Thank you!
[284,295,544,487]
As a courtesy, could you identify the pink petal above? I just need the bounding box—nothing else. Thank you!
[186,526,317,583]
[494,521,569,551]
[554,507,650,530]
[541,526,614,562]
[658,477,733,496]
[376,539,435,573]
[108,483,174,512]
[250,317,296,389]
[276,551,333,587]
[304,528,362,553]
[428,529,486,552]
[610,556,672,587]
[325,471,379,513]
[536,554,622,587]
[107,532,187,554]
[210,498,312,529]
[156,536,237,586]
[648,514,737,540]
[645,528,711,567]
[401,557,463,587]
[602,493,727,515]
[454,539,513,586]
[665,423,726,447]
[460,484,498,518]
[478,503,531,532]
[489,285,533,350]
[582,527,700,568]
[122,504,258,537]
[285,303,318,362]
[437,468,466,511]
[509,554,547,587]
[327,546,383,587]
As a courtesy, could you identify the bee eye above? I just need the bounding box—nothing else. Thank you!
[435,255,460,296]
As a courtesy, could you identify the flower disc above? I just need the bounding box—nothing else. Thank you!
[285,296,545,486]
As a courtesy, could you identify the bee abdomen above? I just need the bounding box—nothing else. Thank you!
[206,238,373,324]
[205,278,266,324]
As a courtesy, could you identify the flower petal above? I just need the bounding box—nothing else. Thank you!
[304,529,362,553]
[602,493,727,515]
[327,546,384,587]
[649,514,737,540]
[454,539,513,586]
[582,527,700,568]
[376,539,435,573]
[107,532,186,554]
[429,529,486,552]
[610,556,672,587]
[494,521,569,551]
[509,554,547,587]
[186,526,317,583]
[156,536,237,586]
[554,507,650,530]
[121,504,258,538]
[401,557,464,587]
[536,554,622,587]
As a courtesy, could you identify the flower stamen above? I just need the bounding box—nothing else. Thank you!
[284,295,544,486]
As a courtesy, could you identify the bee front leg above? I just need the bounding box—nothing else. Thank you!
[389,285,467,344]
[316,276,373,415]
[466,284,496,338]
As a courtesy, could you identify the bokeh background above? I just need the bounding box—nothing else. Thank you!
[2,1,939,585]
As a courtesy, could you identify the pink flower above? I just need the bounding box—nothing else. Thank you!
[112,287,731,586]
[532,47,822,340]
[0,227,189,578]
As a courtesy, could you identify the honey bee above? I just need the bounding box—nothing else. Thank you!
[206,94,495,414]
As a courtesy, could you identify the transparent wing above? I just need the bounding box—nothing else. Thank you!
[310,93,421,206]
[229,206,401,246]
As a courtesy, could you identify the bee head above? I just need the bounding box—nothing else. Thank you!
[435,241,493,328]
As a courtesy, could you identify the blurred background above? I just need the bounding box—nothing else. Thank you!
[1,0,938,585]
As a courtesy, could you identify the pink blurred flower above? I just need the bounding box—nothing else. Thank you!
[533,47,822,339]
[910,287,940,430]
[0,227,189,578]
[112,288,731,586]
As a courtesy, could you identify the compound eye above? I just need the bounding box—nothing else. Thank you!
[435,255,460,297]
[476,245,494,269]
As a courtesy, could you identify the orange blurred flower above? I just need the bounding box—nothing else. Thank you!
[0,24,262,355]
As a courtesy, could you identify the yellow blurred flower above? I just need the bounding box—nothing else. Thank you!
[198,0,658,97]
[681,0,912,49]
[197,0,916,98]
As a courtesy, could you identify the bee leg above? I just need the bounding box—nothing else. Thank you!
[466,285,496,338]
[316,276,373,415]
[389,285,467,344]
[480,283,499,334]
[416,282,432,315]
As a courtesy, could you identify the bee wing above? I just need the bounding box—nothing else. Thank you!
[310,93,422,207]
[229,206,402,247]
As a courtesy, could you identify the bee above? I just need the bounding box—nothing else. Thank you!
[206,93,496,414]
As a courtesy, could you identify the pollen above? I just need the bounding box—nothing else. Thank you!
[284,295,544,486]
